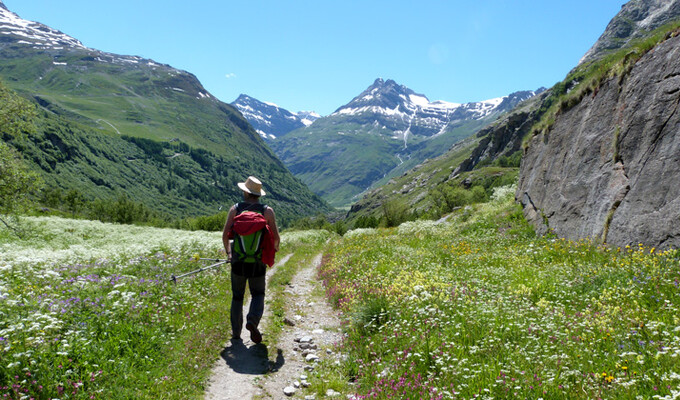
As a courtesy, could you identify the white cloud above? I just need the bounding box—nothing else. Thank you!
[225,73,237,79]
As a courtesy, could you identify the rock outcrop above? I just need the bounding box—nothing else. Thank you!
[518,33,680,249]
[452,90,548,176]
[579,0,680,65]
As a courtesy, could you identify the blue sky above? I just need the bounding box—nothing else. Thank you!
[5,0,625,115]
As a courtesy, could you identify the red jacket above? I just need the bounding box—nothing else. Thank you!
[228,211,276,267]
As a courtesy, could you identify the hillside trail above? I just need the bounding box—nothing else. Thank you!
[204,252,343,399]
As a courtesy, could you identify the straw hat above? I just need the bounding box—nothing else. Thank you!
[237,176,266,196]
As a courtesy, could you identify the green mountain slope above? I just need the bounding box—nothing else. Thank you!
[0,5,331,224]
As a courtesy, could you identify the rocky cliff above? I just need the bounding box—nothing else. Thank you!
[451,90,548,176]
[580,0,680,65]
[518,32,680,249]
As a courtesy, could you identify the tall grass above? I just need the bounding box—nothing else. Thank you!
[312,186,680,399]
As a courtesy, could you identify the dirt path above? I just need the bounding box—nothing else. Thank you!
[204,253,342,399]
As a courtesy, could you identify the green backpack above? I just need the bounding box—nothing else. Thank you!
[232,202,267,264]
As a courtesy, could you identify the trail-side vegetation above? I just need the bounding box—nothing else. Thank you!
[309,186,680,400]
[0,218,331,399]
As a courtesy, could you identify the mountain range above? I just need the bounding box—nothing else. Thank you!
[263,78,542,207]
[348,0,680,249]
[0,1,330,224]
[231,94,320,140]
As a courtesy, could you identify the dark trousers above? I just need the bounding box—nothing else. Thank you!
[230,262,266,337]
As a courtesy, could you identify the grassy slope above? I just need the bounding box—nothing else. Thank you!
[0,45,332,223]
[346,136,481,219]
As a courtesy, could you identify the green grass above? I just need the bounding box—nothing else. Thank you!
[0,219,336,399]
[264,230,336,349]
[308,187,680,400]
[0,217,228,399]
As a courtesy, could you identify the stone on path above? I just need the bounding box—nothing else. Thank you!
[299,336,314,344]
[283,386,296,396]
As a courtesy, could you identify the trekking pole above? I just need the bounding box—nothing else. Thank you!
[170,259,229,283]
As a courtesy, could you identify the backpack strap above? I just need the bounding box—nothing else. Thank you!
[235,202,267,216]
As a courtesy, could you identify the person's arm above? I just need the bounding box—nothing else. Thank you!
[222,206,237,260]
[264,207,280,252]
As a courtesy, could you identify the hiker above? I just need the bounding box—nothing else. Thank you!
[222,176,280,343]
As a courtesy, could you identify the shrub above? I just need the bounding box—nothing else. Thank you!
[381,200,409,227]
[441,187,471,210]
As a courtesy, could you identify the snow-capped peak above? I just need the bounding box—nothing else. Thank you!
[296,111,321,126]
[263,101,280,109]
[332,78,489,119]
[0,4,86,49]
[232,94,320,140]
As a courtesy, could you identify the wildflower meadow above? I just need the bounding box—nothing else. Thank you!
[2,189,679,400]
[0,217,331,399]
[0,217,230,398]
[316,186,680,400]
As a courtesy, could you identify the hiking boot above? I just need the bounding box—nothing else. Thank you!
[246,322,262,343]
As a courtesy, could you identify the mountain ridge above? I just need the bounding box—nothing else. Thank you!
[579,0,680,65]
[0,3,331,224]
[268,77,541,207]
[230,94,319,140]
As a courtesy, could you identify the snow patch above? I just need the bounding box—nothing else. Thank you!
[409,94,430,107]
[0,6,86,49]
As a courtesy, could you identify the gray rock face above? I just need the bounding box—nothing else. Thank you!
[580,0,680,65]
[452,90,548,176]
[518,33,680,249]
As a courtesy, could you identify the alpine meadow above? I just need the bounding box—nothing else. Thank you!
[2,1,680,400]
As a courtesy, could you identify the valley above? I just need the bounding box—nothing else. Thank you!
[1,0,680,398]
